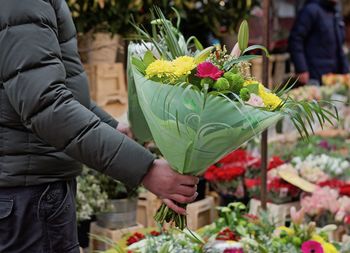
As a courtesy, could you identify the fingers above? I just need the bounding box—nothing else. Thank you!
[126,130,133,139]
[162,198,187,215]
[177,174,199,186]
[169,192,198,204]
[176,184,197,197]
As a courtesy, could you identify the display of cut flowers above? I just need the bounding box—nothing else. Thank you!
[126,229,203,253]
[199,203,344,253]
[127,7,338,229]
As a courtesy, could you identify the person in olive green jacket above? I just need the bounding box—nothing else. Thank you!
[0,1,198,252]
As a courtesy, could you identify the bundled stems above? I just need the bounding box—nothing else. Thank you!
[154,203,187,230]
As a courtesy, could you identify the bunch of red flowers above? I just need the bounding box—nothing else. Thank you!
[268,178,300,197]
[205,165,245,182]
[126,230,161,246]
[248,156,285,171]
[216,228,240,241]
[218,149,256,166]
[126,232,145,246]
[245,156,285,179]
[205,149,257,182]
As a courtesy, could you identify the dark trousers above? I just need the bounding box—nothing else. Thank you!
[0,180,79,253]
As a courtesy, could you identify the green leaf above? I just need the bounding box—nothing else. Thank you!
[132,57,146,74]
[194,46,213,64]
[238,20,249,51]
[242,45,270,57]
[143,50,155,67]
[186,36,204,51]
[223,55,260,71]
[183,228,206,244]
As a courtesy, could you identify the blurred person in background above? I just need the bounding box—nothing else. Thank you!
[289,0,350,85]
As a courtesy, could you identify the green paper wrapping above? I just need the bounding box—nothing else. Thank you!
[131,67,283,175]
[127,48,153,143]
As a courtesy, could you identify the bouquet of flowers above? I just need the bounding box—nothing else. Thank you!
[127,7,337,229]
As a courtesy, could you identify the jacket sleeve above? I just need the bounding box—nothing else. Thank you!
[288,4,317,73]
[0,22,154,188]
[90,101,119,129]
[54,0,119,128]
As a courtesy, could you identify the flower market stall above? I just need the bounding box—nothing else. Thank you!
[74,2,350,253]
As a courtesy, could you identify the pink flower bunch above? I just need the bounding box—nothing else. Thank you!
[301,187,340,216]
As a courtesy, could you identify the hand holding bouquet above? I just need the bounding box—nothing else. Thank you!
[128,7,338,229]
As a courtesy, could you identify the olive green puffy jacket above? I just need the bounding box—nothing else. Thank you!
[0,0,154,187]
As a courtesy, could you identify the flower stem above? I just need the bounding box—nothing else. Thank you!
[154,203,187,230]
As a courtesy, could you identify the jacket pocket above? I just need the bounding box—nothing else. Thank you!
[0,199,13,219]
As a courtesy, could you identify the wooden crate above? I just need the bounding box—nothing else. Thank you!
[187,196,215,230]
[137,191,162,227]
[249,199,300,226]
[89,222,143,252]
[84,63,127,106]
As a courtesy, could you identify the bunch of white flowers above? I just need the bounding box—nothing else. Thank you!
[292,154,350,180]
[76,167,109,221]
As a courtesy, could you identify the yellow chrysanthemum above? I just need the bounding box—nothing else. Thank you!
[243,80,282,110]
[259,91,282,110]
[145,59,174,79]
[172,56,197,77]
